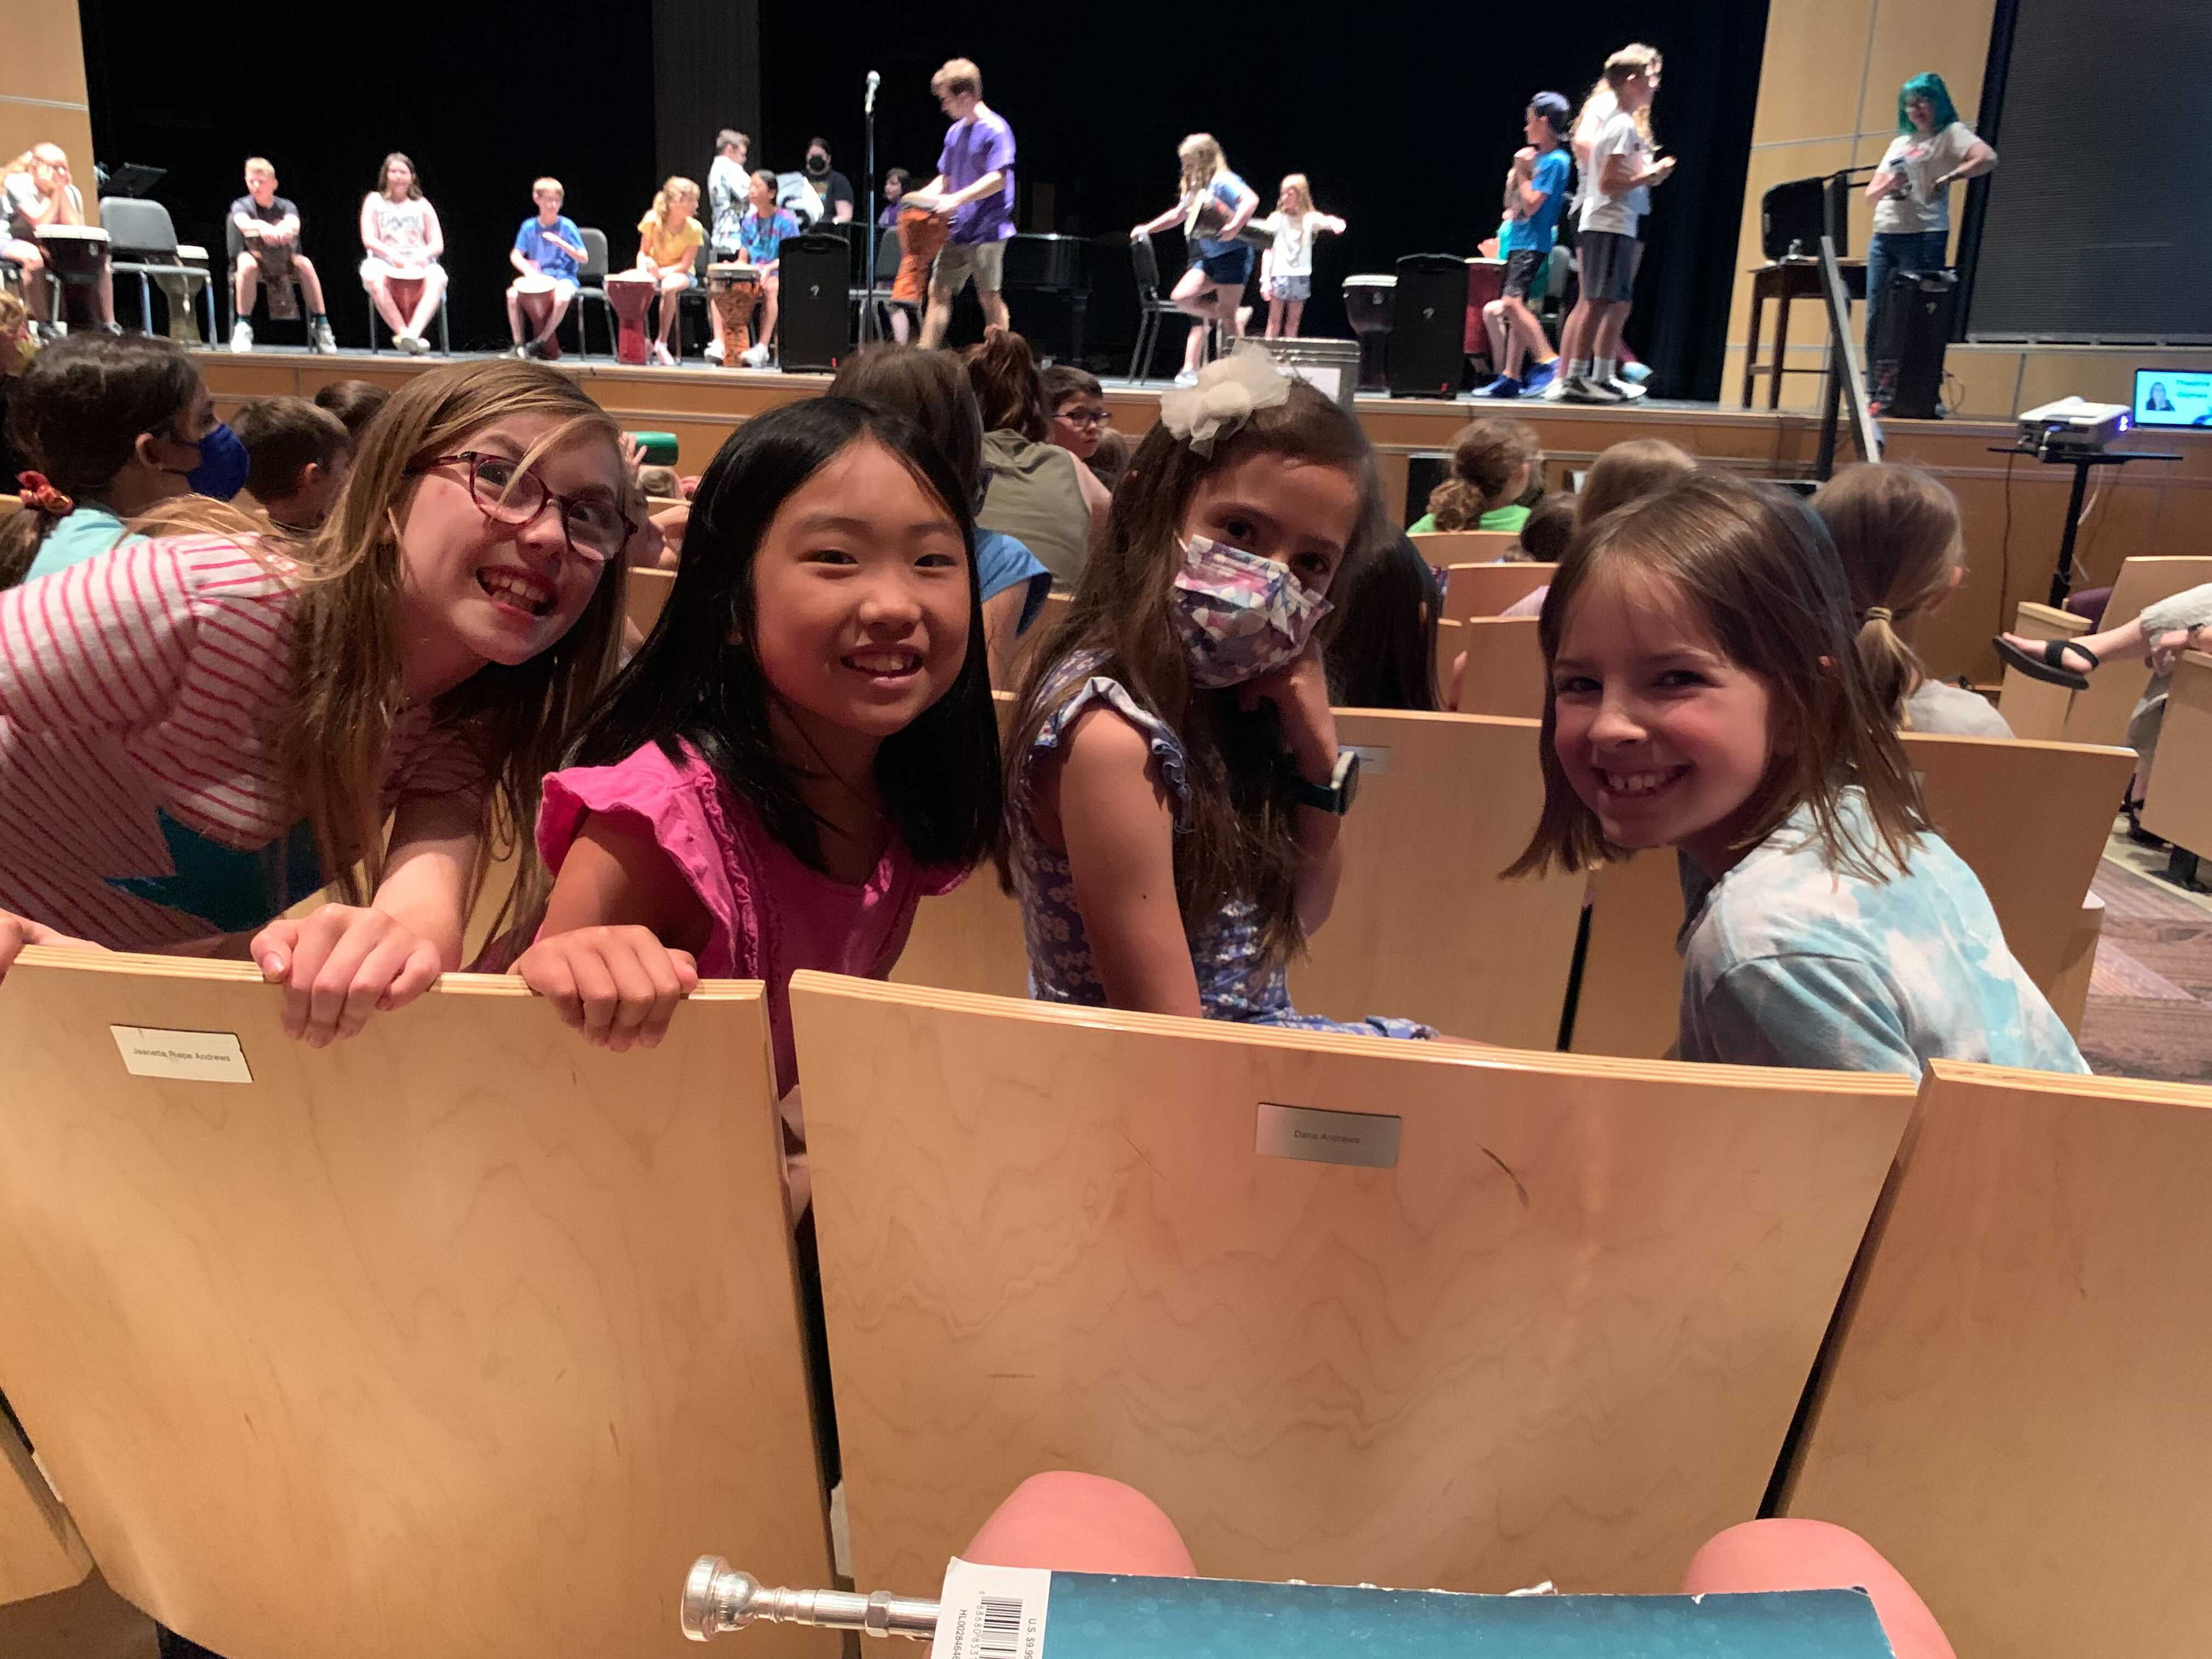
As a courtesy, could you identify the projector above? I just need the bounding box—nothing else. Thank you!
[2018,397,2132,458]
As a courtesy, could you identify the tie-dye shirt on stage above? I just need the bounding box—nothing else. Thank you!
[1673,789,2087,1079]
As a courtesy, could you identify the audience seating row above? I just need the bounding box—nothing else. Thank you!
[2,951,2205,1659]
[1999,556,2212,746]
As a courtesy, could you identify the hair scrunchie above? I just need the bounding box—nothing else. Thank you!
[1863,606,1894,623]
[15,471,72,516]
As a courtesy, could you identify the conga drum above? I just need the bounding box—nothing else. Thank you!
[386,270,428,337]
[1341,273,1396,393]
[512,273,560,358]
[159,243,210,344]
[252,236,300,319]
[706,262,760,362]
[1463,257,1505,356]
[605,270,656,365]
[36,225,110,331]
[893,204,949,305]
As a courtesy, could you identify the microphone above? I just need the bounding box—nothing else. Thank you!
[865,70,880,114]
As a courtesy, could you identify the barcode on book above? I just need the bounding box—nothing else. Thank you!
[977,1595,1024,1659]
[929,1560,1052,1659]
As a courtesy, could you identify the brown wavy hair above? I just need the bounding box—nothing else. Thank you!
[279,359,630,930]
[963,329,1049,442]
[1812,463,1963,729]
[1005,378,1385,970]
[1507,470,1931,882]
[1425,417,1542,529]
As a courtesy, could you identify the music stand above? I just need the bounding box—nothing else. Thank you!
[95,163,165,199]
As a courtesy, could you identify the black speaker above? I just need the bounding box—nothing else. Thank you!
[1387,254,1469,399]
[777,233,851,372]
[1872,268,1956,418]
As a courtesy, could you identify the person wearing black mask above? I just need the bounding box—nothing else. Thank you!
[802,138,854,224]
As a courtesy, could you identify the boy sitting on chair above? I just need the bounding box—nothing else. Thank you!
[232,395,351,535]
[228,157,336,354]
[508,177,586,360]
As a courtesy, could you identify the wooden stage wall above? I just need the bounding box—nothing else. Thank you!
[199,353,2210,689]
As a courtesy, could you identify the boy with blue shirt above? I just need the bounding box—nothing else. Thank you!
[1477,93,1572,399]
[507,178,588,359]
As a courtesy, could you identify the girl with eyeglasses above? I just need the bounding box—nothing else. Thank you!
[0,358,641,1047]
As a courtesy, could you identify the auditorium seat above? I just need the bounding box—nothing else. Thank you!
[1440,560,1554,625]
[1565,732,2134,1058]
[1784,1060,2212,1659]
[1,1414,88,1607]
[0,949,833,1659]
[1433,617,1461,707]
[2001,555,2212,743]
[627,564,675,636]
[1451,616,1546,719]
[1289,709,1582,1049]
[1409,529,1517,574]
[791,970,1916,1596]
[2138,648,2212,867]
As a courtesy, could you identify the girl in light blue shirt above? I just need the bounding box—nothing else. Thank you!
[1511,470,2084,1080]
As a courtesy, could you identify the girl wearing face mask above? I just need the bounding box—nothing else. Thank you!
[1,332,232,586]
[1004,352,1431,1037]
[0,358,638,1048]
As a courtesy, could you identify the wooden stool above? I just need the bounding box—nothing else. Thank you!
[1740,258,1866,409]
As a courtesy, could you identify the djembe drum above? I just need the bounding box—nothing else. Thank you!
[1341,273,1396,393]
[35,225,110,332]
[706,263,760,362]
[892,204,949,306]
[159,244,211,344]
[605,270,656,365]
[250,234,300,320]
[1463,257,1505,356]
[386,270,429,341]
[512,273,560,358]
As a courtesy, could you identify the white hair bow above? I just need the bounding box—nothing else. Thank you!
[1157,349,1293,455]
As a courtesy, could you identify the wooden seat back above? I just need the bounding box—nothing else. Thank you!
[1440,560,1553,625]
[891,693,1026,997]
[2140,649,2212,854]
[0,951,833,1659]
[1452,616,1545,718]
[1289,710,1579,1049]
[625,565,676,637]
[1565,732,2134,1057]
[793,972,1915,1597]
[1411,529,1517,577]
[2000,556,2212,743]
[1785,1061,2212,1658]
[1,1416,89,1607]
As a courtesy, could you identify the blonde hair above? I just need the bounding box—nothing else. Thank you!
[1813,464,1966,729]
[1576,437,1696,524]
[532,176,563,198]
[280,360,631,933]
[932,58,982,99]
[1278,173,1314,216]
[244,156,274,180]
[647,176,699,225]
[1602,43,1663,142]
[1178,133,1227,200]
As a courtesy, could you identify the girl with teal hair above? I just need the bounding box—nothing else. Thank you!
[1861,72,1998,410]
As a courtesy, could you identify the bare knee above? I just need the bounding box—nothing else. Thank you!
[962,1472,1196,1578]
[1685,1519,1954,1659]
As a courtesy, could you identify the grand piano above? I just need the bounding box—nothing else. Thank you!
[1001,233,1091,362]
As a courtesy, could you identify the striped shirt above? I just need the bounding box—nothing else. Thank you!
[0,536,484,949]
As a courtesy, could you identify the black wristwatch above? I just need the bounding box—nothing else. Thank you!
[1288,749,1360,815]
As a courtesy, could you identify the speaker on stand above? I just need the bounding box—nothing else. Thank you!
[777,233,853,373]
[1872,267,1956,419]
[1387,253,1469,399]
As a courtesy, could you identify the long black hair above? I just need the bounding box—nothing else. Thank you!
[565,396,1002,873]
[1325,532,1441,711]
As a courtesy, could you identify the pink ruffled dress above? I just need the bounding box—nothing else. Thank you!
[537,738,966,1096]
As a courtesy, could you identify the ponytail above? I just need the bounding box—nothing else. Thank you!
[1854,605,1926,727]
[1813,463,1964,729]
[1,473,72,588]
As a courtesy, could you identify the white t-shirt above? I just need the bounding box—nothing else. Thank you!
[1904,679,2013,737]
[708,155,748,251]
[1578,110,1650,237]
[3,174,83,244]
[1260,211,1321,277]
[1872,122,1979,236]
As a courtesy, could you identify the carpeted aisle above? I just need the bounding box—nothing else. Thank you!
[2079,836,2212,1085]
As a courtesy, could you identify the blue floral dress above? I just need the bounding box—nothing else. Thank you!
[1011,653,1434,1039]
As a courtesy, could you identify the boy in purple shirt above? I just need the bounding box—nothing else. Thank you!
[917,57,1017,347]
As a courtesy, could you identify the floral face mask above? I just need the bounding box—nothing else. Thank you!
[1170,535,1333,689]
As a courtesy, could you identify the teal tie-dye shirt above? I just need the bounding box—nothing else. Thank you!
[1675,790,2089,1079]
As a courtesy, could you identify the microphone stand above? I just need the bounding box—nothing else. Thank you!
[860,70,881,344]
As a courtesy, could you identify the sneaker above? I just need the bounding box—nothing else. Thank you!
[1537,372,1569,402]
[1522,359,1560,394]
[230,319,253,354]
[310,317,338,354]
[651,341,677,368]
[511,341,533,360]
[1606,375,1648,401]
[1475,375,1523,399]
[703,338,725,365]
[1565,375,1624,404]
[1172,369,1199,388]
[1618,360,1652,385]
[738,342,771,369]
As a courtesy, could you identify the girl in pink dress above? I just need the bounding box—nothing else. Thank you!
[512,397,1002,1114]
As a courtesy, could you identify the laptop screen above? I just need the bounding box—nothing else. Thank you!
[2135,370,2212,428]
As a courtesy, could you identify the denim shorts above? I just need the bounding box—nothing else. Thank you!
[1264,272,1311,301]
[1192,242,1254,288]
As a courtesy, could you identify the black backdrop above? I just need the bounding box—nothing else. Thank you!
[78,0,1765,399]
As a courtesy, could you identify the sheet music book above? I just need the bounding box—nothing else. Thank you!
[929,1559,1896,1658]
